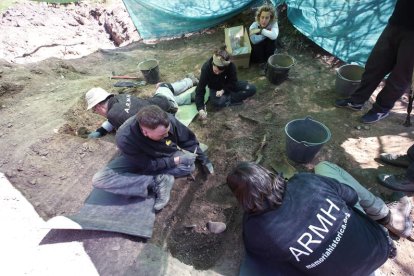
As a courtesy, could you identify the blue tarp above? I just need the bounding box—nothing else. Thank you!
[122,0,262,39]
[122,0,396,64]
[286,0,395,64]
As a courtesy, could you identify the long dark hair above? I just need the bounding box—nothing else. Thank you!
[226,162,286,213]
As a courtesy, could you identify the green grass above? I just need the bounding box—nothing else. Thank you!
[0,0,21,12]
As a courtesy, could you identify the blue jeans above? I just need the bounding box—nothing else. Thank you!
[210,80,256,108]
[92,152,194,197]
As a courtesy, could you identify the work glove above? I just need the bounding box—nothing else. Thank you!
[203,162,214,175]
[198,109,207,120]
[88,131,102,139]
[216,90,225,97]
[179,152,196,166]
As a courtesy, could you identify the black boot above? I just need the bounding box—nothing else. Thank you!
[380,153,411,167]
[378,174,414,193]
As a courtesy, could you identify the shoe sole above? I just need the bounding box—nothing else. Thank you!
[378,175,414,192]
[362,113,389,124]
[401,198,413,237]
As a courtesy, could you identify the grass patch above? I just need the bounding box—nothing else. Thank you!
[0,0,22,12]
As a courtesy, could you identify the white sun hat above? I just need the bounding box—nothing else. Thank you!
[85,87,112,110]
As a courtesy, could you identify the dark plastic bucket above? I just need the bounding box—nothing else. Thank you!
[285,117,331,163]
[335,64,364,97]
[266,54,295,85]
[138,59,160,84]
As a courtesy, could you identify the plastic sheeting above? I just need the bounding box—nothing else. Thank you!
[286,0,396,64]
[122,0,396,64]
[122,0,261,39]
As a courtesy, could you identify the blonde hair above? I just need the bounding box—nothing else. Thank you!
[255,4,277,24]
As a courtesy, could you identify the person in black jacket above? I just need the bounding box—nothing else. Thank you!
[194,48,256,121]
[227,161,413,275]
[85,87,173,138]
[335,0,414,124]
[92,105,214,211]
[86,74,199,139]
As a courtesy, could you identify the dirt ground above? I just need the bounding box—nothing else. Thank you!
[1,1,413,275]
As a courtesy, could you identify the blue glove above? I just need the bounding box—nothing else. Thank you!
[88,131,102,139]
[179,152,196,166]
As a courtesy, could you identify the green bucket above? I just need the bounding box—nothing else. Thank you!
[335,64,364,97]
[138,59,160,84]
[285,117,331,163]
[266,54,295,85]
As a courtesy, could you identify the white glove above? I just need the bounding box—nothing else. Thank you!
[101,120,114,132]
[198,109,207,120]
[216,90,224,97]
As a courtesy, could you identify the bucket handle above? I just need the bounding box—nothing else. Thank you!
[299,141,314,147]
[299,116,316,147]
[299,116,331,146]
[304,116,313,122]
[291,56,296,67]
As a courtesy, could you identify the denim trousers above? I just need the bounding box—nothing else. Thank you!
[209,80,256,108]
[92,152,194,197]
[155,77,194,109]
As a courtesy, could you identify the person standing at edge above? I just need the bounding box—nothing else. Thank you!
[249,4,279,64]
[335,0,414,124]
[227,161,412,275]
[194,47,256,121]
[92,105,214,211]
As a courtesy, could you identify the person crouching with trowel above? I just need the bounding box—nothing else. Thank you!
[91,105,214,211]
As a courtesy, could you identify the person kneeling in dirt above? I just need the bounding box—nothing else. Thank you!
[227,161,413,275]
[85,75,199,138]
[92,105,214,211]
[194,47,257,121]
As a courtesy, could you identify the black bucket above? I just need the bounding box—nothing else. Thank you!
[335,64,364,97]
[266,54,295,85]
[138,59,160,84]
[285,117,331,163]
